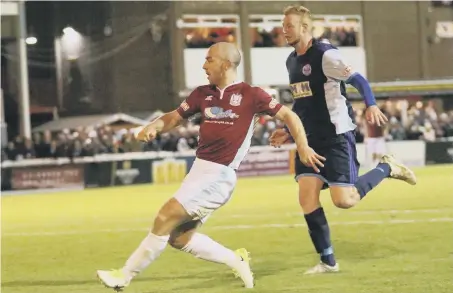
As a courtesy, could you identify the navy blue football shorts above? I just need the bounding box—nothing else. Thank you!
[294,131,360,190]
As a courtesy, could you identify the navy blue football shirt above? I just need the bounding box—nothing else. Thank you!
[286,38,356,145]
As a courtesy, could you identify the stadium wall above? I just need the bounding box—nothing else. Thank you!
[6,2,451,117]
[2,140,452,195]
[177,1,453,82]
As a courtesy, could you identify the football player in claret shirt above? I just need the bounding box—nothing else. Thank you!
[97,42,323,290]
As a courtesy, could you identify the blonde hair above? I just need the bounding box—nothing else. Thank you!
[283,5,313,29]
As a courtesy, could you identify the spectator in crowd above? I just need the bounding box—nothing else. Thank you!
[22,139,36,159]
[354,101,453,142]
[2,101,453,161]
[175,127,192,152]
[185,28,236,48]
[184,26,358,49]
[4,141,17,161]
[387,117,407,141]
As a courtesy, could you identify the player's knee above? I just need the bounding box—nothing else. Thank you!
[297,177,324,213]
[298,189,321,213]
[168,234,189,249]
[168,220,200,249]
[153,199,190,235]
[330,187,360,209]
[159,199,188,219]
[331,191,359,209]
[332,197,354,209]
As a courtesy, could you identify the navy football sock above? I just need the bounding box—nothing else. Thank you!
[354,163,391,199]
[304,207,336,266]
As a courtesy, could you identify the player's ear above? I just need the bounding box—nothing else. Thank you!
[222,60,232,71]
[301,23,308,33]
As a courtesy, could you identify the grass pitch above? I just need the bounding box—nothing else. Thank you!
[1,165,453,293]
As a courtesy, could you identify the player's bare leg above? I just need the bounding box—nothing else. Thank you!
[168,220,254,288]
[329,186,361,209]
[297,176,340,274]
[329,154,417,210]
[96,198,191,291]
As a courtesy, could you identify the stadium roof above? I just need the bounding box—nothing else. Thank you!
[32,113,148,133]
[125,110,164,122]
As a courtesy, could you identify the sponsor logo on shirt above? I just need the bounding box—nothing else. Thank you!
[204,107,239,120]
[289,81,313,99]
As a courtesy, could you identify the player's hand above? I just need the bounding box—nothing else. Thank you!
[134,125,157,142]
[298,146,326,173]
[365,105,388,127]
[269,129,290,148]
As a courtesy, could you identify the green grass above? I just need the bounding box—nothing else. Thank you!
[2,165,453,293]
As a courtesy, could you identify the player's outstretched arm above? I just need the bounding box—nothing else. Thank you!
[274,106,308,150]
[135,87,202,142]
[322,49,387,126]
[345,74,388,126]
[134,110,183,142]
[274,106,326,172]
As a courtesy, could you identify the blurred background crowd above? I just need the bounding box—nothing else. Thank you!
[2,1,452,163]
[185,25,358,48]
[3,100,453,162]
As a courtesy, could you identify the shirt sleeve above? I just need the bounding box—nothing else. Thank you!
[321,49,356,82]
[253,87,282,117]
[176,88,201,119]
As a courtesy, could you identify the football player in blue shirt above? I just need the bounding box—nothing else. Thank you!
[270,5,417,274]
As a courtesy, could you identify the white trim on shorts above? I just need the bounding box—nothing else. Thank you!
[295,174,355,187]
[328,182,355,187]
[295,173,328,184]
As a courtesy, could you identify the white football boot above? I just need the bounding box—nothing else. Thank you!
[380,154,417,185]
[97,269,130,292]
[304,261,340,275]
[231,248,254,288]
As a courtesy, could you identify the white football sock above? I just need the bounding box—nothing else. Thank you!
[122,233,169,280]
[181,233,240,268]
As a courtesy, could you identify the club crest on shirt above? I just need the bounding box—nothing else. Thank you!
[302,64,312,76]
[229,93,242,106]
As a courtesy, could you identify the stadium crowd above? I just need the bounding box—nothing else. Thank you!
[185,25,358,48]
[2,101,453,161]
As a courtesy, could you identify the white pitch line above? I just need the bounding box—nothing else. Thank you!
[3,208,452,229]
[2,217,453,237]
[213,218,453,230]
[228,208,453,218]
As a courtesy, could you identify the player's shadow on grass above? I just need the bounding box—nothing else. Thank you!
[335,239,402,260]
[251,259,295,279]
[1,275,211,289]
[141,273,245,293]
[140,260,294,292]
[1,279,98,288]
[1,260,294,291]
